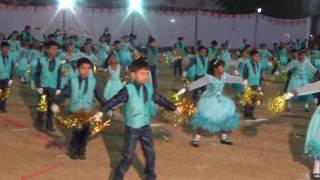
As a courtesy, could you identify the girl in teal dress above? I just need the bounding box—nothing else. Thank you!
[97,36,110,68]
[29,42,42,89]
[258,43,272,72]
[311,46,320,70]
[282,50,317,111]
[282,81,320,178]
[112,40,122,64]
[207,41,218,61]
[179,59,242,147]
[80,42,98,67]
[59,44,79,89]
[231,51,249,93]
[120,36,133,67]
[220,45,231,70]
[8,32,21,63]
[16,41,31,82]
[279,46,288,65]
[185,47,197,82]
[103,53,123,100]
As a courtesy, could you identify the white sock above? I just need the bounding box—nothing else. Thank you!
[221,133,229,141]
[314,160,320,174]
[193,134,201,141]
[305,103,309,109]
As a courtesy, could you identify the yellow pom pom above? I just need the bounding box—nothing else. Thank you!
[268,96,287,113]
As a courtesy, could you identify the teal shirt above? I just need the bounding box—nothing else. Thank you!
[194,56,208,76]
[147,47,159,66]
[39,57,61,89]
[70,74,96,113]
[176,43,186,56]
[124,84,153,129]
[0,53,14,80]
[247,62,261,86]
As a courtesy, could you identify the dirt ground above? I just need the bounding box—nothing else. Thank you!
[0,63,315,180]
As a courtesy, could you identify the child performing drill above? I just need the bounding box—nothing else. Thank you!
[94,60,181,180]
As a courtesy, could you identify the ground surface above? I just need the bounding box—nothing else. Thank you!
[0,63,315,180]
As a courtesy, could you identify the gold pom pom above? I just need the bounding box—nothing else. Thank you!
[240,87,264,106]
[55,112,111,135]
[37,95,48,112]
[268,96,287,113]
[170,94,196,126]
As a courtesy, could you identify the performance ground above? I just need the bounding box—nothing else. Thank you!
[0,63,315,180]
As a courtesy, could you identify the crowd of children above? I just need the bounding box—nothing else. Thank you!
[2,25,320,179]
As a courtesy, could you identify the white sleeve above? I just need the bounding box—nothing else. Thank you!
[295,81,320,96]
[306,60,318,73]
[225,73,243,84]
[281,61,297,73]
[187,75,210,91]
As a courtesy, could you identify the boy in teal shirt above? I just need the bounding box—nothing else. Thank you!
[95,60,181,180]
[0,42,14,112]
[53,58,106,160]
[35,41,62,131]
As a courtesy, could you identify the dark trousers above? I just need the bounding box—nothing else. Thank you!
[0,79,9,111]
[149,65,157,90]
[243,86,258,118]
[193,75,206,101]
[70,124,90,155]
[37,88,56,127]
[114,126,156,180]
[174,58,182,76]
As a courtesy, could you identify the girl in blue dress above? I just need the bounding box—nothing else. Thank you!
[29,42,42,89]
[58,44,79,89]
[283,81,320,179]
[178,59,243,147]
[7,31,21,63]
[80,42,98,69]
[120,36,133,68]
[258,43,272,72]
[220,44,231,70]
[231,51,249,94]
[97,36,110,69]
[279,45,288,65]
[282,50,318,112]
[16,40,31,82]
[185,47,197,82]
[103,53,123,100]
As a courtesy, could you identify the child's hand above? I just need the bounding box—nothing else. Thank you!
[284,92,294,100]
[55,90,61,96]
[93,112,104,121]
[37,88,43,95]
[174,107,183,116]
[51,104,60,114]
[242,80,248,87]
[176,88,186,96]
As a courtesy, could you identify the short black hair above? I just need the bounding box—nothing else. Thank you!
[130,59,149,72]
[45,40,58,49]
[147,38,156,46]
[77,58,93,68]
[211,40,218,46]
[1,41,10,48]
[178,37,184,41]
[113,40,121,45]
[250,49,259,57]
[208,59,225,75]
[198,46,207,52]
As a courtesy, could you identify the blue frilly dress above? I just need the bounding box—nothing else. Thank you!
[191,74,240,133]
